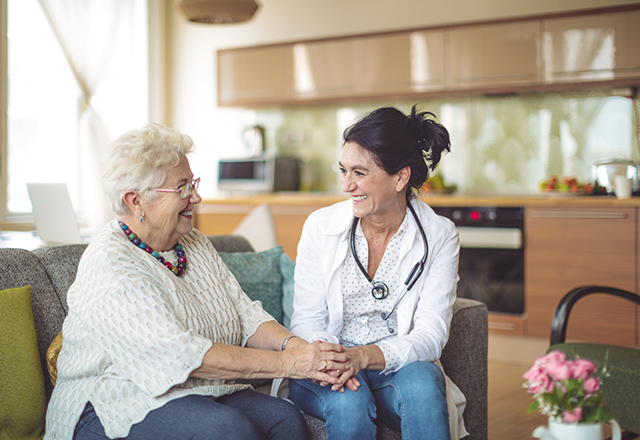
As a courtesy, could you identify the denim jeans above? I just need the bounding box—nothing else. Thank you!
[73,390,309,440]
[290,361,450,440]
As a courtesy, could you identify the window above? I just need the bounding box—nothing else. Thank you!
[3,0,148,225]
[7,0,80,214]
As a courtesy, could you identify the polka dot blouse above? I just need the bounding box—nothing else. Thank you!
[339,214,411,371]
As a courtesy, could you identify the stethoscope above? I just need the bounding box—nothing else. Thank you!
[349,200,429,326]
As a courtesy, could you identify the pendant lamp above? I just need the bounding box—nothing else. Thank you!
[180,0,259,24]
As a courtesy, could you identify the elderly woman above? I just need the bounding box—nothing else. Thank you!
[44,123,350,440]
[289,106,468,440]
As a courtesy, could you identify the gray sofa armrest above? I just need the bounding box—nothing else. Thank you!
[441,298,488,440]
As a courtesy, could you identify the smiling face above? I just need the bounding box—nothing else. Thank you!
[138,157,202,251]
[340,141,410,223]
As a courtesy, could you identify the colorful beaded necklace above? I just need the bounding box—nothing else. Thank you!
[118,221,187,277]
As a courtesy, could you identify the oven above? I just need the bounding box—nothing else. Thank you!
[432,207,524,314]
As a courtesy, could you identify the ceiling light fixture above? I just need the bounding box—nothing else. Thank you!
[180,0,259,24]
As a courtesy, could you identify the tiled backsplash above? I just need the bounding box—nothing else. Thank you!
[256,90,639,194]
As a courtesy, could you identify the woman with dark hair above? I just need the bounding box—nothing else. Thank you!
[289,106,467,439]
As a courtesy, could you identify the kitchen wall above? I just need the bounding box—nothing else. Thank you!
[253,91,639,194]
[165,0,640,197]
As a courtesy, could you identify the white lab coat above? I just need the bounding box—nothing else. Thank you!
[291,199,468,439]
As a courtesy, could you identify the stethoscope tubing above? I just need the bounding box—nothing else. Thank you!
[349,200,429,321]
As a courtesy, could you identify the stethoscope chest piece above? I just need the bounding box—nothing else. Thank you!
[371,281,389,300]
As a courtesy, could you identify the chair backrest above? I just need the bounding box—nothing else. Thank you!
[232,204,277,252]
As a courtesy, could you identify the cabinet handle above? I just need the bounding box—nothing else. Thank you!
[529,211,627,219]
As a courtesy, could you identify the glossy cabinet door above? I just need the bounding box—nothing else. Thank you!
[543,10,640,83]
[524,207,637,347]
[447,20,542,90]
[292,38,360,101]
[360,30,445,95]
[217,45,295,106]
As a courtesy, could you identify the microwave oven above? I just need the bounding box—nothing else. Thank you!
[217,155,301,193]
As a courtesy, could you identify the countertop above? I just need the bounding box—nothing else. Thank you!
[199,192,640,208]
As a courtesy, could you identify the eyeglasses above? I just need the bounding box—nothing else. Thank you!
[150,177,200,199]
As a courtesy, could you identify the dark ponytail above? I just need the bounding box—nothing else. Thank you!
[343,104,451,198]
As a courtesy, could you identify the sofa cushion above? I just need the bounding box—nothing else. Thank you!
[219,246,285,324]
[279,253,295,329]
[46,330,64,387]
[0,285,47,440]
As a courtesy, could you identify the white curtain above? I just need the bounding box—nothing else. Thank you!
[37,0,144,234]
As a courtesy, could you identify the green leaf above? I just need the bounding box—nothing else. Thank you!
[527,401,540,414]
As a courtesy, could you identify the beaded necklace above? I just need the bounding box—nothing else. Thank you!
[118,221,187,277]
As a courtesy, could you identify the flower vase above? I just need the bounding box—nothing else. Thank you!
[533,419,621,440]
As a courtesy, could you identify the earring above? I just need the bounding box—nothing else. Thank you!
[139,212,144,223]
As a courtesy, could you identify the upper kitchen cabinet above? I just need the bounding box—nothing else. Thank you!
[359,30,445,95]
[291,38,360,101]
[218,45,295,106]
[543,10,640,84]
[446,20,542,90]
[274,30,445,102]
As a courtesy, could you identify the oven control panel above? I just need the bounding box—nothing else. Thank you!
[432,207,523,229]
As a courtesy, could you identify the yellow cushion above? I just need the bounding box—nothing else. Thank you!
[0,285,46,440]
[46,331,63,387]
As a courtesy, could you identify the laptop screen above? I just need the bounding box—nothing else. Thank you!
[26,182,83,244]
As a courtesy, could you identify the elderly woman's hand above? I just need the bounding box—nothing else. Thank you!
[324,344,386,392]
[282,341,352,386]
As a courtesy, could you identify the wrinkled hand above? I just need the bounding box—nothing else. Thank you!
[283,340,350,387]
[311,343,363,393]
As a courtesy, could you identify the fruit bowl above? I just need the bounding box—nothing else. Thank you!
[539,176,597,195]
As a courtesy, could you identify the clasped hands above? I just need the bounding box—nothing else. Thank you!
[296,340,363,393]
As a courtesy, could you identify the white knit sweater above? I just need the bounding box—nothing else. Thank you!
[44,220,274,439]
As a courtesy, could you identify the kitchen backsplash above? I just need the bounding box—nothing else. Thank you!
[254,90,639,194]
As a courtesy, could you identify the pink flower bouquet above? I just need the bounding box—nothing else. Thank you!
[523,350,613,424]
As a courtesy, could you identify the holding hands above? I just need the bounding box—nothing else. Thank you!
[281,339,353,387]
[281,337,385,393]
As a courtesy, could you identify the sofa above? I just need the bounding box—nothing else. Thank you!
[0,235,488,440]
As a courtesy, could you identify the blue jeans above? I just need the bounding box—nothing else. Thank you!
[73,390,309,440]
[290,361,450,440]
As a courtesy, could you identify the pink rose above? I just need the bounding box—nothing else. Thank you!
[583,377,601,394]
[561,407,583,423]
[544,360,572,381]
[535,350,566,367]
[524,367,553,395]
[523,365,544,382]
[571,358,596,380]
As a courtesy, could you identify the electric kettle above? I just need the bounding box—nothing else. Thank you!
[242,125,265,157]
[591,159,640,195]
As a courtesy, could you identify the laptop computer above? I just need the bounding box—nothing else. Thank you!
[26,182,84,244]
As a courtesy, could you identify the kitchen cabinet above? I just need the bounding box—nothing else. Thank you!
[524,207,637,347]
[217,7,640,107]
[543,10,640,84]
[359,30,445,95]
[446,20,542,90]
[217,45,295,106]
[292,38,360,101]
